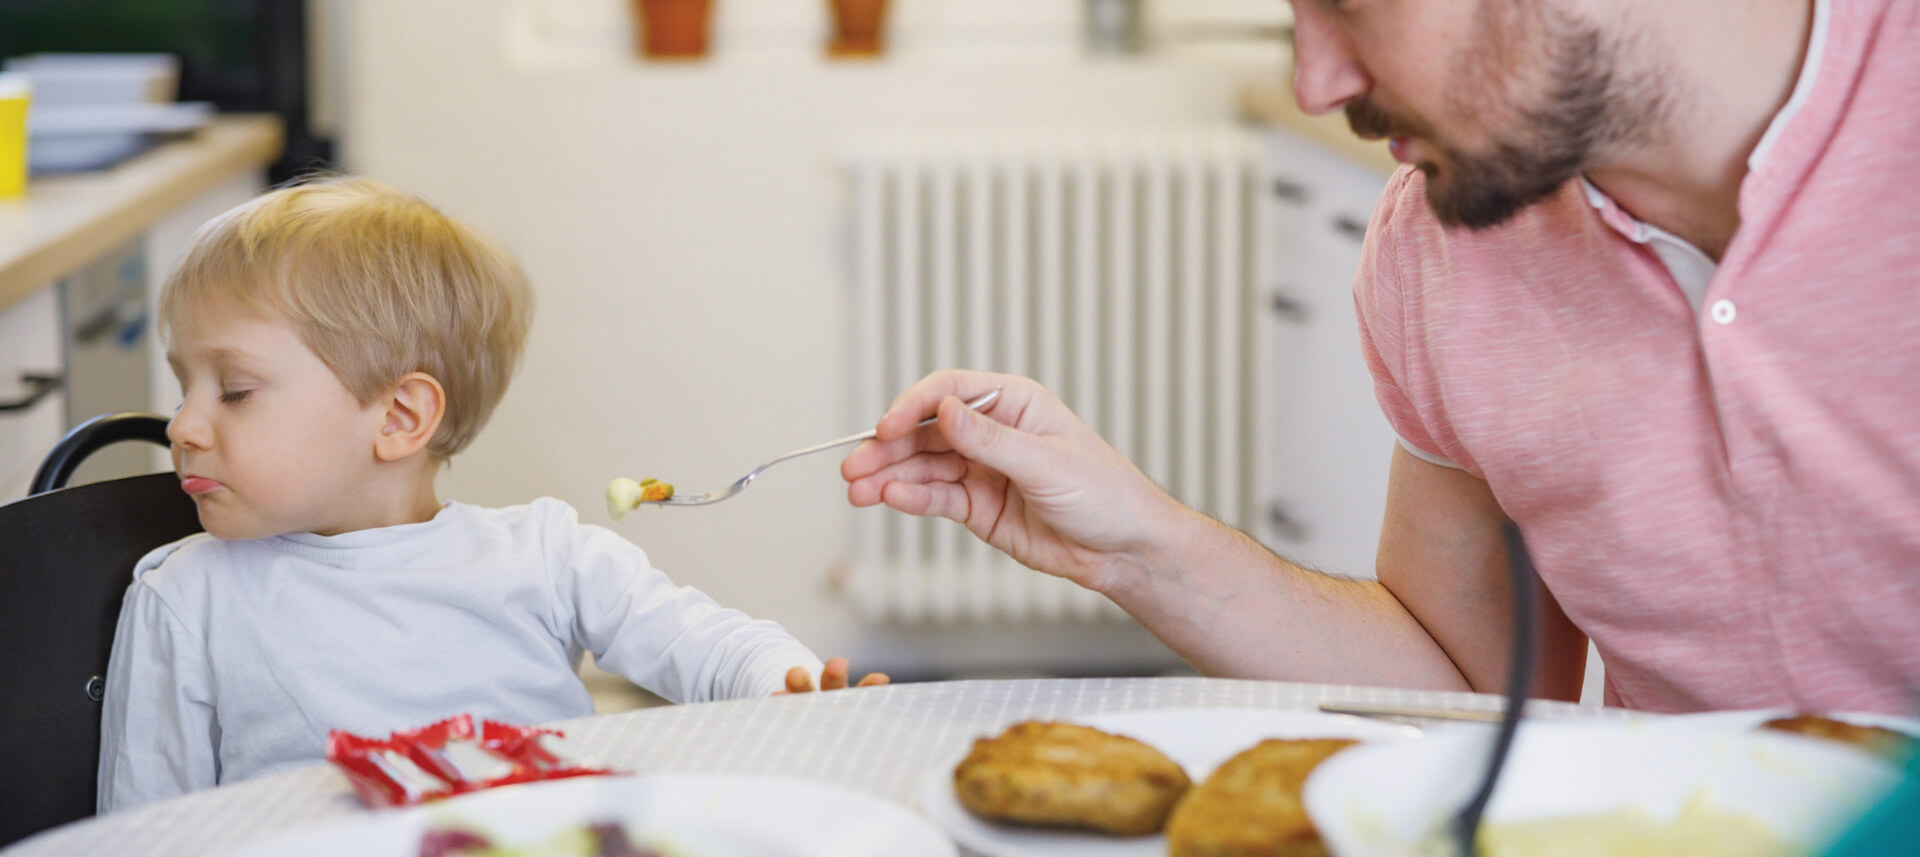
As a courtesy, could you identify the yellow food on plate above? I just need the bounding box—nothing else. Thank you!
[606,477,675,520]
[1475,795,1798,857]
[952,720,1192,836]
[1760,713,1915,761]
[1164,738,1356,857]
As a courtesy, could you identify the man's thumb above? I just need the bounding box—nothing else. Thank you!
[941,396,1049,484]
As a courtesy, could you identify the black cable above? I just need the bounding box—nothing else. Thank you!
[1452,520,1542,856]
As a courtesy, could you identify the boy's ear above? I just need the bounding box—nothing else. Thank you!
[374,372,447,462]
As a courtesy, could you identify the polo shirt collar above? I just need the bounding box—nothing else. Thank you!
[1575,0,1830,309]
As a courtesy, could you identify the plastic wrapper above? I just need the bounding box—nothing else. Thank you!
[327,713,615,807]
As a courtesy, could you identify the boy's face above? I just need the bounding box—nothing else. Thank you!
[165,304,389,540]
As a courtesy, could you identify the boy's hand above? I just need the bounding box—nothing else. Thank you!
[777,658,889,694]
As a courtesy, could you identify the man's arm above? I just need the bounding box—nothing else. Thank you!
[844,371,1586,695]
[1112,445,1584,695]
[1375,445,1588,699]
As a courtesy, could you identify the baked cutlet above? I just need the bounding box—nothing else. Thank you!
[1761,713,1915,761]
[952,720,1192,836]
[1165,738,1357,857]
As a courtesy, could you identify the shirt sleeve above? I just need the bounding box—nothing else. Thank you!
[1354,166,1462,471]
[96,576,220,814]
[542,501,824,702]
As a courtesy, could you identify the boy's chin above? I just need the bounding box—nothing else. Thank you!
[197,513,280,542]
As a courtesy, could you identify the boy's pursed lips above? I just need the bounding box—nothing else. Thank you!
[179,474,223,495]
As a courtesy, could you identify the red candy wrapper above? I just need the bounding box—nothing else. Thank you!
[327,714,614,808]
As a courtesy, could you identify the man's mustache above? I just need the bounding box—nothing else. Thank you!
[1345,98,1413,140]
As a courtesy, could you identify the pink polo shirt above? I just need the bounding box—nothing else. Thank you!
[1354,0,1920,714]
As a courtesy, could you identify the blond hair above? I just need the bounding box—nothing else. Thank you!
[159,175,534,458]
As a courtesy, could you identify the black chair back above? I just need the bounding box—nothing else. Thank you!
[0,413,200,846]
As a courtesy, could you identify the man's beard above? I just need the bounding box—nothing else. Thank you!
[1346,7,1662,230]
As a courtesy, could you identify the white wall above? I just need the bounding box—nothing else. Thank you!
[340,0,1292,677]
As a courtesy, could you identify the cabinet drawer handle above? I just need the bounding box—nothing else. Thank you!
[1270,178,1312,204]
[1270,290,1311,323]
[1333,215,1368,241]
[0,372,62,413]
[1268,500,1310,542]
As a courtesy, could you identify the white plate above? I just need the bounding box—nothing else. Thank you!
[1304,720,1902,857]
[243,773,956,857]
[919,707,1419,857]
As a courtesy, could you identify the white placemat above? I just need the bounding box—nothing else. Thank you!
[2,677,1605,857]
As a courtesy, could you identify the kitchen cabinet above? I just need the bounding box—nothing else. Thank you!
[1255,124,1607,704]
[0,287,65,501]
[1256,126,1397,580]
[0,116,280,504]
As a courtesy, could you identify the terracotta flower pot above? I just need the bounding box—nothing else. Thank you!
[828,0,890,58]
[632,0,714,59]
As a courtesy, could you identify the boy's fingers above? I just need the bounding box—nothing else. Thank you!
[857,672,891,687]
[785,665,814,694]
[821,658,850,690]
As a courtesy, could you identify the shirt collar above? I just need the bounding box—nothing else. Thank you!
[1579,0,1830,244]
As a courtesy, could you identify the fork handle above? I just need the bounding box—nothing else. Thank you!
[761,387,1002,469]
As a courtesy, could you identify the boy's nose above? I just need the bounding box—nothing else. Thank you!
[1290,3,1372,116]
[167,401,209,451]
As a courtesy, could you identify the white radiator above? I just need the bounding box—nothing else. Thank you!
[845,129,1266,623]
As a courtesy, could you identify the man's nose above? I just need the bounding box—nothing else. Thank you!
[1290,7,1371,115]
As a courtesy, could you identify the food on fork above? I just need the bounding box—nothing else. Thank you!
[1760,713,1915,760]
[952,720,1192,836]
[1164,738,1357,857]
[606,478,675,519]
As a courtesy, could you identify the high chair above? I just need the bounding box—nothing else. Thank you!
[0,412,199,846]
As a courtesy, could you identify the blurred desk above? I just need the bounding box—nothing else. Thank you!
[0,114,282,313]
[1,677,1611,857]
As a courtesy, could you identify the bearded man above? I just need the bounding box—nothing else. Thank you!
[843,0,1920,714]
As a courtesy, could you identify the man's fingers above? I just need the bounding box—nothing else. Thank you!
[877,372,976,439]
[846,452,971,506]
[785,665,814,694]
[876,371,1013,442]
[879,480,977,522]
[856,672,891,687]
[842,425,958,483]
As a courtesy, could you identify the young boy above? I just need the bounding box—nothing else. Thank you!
[98,177,882,813]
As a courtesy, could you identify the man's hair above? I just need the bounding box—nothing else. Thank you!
[159,175,534,458]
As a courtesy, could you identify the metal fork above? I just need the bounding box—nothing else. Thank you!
[629,387,1002,509]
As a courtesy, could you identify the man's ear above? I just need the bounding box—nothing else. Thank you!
[374,372,447,462]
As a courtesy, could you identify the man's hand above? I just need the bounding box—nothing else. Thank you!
[838,372,1535,696]
[840,370,1195,596]
[778,658,889,695]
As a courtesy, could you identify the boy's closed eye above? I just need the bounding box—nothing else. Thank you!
[220,389,253,404]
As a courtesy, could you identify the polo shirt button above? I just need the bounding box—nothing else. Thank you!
[1710,299,1737,325]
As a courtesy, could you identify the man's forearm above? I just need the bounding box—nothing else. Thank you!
[1101,507,1471,690]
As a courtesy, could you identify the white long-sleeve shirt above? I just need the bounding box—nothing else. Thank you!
[97,498,822,813]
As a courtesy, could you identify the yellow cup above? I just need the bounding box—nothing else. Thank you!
[0,73,31,199]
